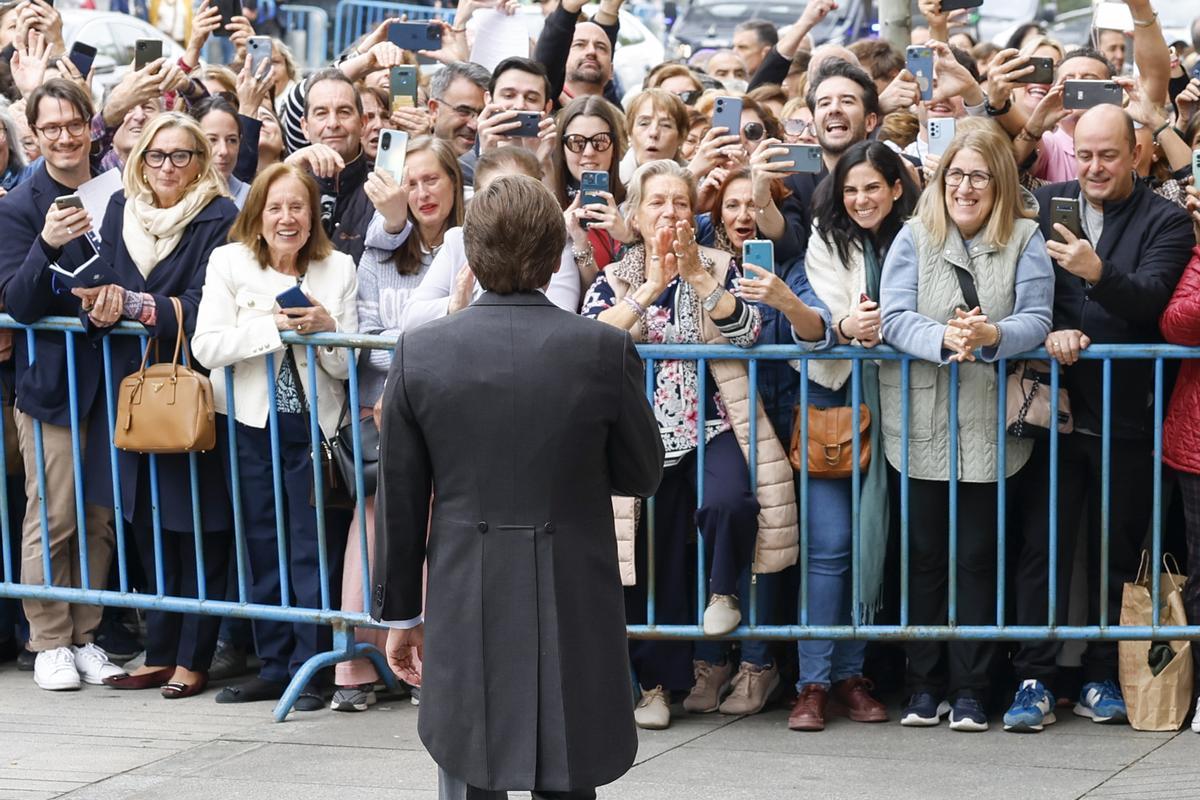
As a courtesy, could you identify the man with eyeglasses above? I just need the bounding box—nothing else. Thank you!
[428,61,490,159]
[1002,103,1193,732]
[0,79,122,692]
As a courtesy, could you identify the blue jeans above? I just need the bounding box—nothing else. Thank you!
[796,382,866,689]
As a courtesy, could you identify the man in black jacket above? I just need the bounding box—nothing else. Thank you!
[533,0,624,108]
[1005,104,1194,732]
[373,175,662,799]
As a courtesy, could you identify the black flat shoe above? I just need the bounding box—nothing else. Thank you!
[214,676,286,704]
[293,689,324,711]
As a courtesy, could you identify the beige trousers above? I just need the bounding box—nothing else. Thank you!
[15,409,115,651]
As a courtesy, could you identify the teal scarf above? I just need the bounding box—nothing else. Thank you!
[856,241,889,623]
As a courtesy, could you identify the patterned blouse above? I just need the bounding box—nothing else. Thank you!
[581,243,760,466]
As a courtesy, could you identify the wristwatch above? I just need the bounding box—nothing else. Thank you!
[985,96,1012,117]
[702,285,727,313]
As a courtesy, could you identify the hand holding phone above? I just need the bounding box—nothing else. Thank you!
[906,46,935,102]
[711,96,743,138]
[276,285,312,310]
[1062,80,1122,110]
[134,39,163,71]
[579,170,609,229]
[68,42,97,78]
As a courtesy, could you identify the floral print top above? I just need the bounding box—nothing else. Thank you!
[581,243,761,466]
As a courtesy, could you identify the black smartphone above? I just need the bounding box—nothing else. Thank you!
[1062,80,1122,110]
[510,111,542,138]
[276,285,312,309]
[1192,149,1200,189]
[1014,56,1055,85]
[54,194,83,210]
[215,0,239,38]
[134,39,163,70]
[387,21,442,53]
[389,65,418,112]
[579,170,609,228]
[67,42,97,77]
[937,0,983,8]
[1049,196,1082,244]
[766,143,823,173]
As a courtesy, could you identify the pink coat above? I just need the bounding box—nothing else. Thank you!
[1160,246,1200,474]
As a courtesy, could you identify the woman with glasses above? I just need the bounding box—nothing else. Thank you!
[620,89,689,183]
[780,98,818,146]
[645,63,704,105]
[61,113,240,700]
[688,95,780,194]
[879,121,1053,732]
[556,96,631,287]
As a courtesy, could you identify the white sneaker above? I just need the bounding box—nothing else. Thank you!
[72,643,126,685]
[634,685,671,730]
[702,594,741,636]
[34,647,81,691]
[1192,697,1200,734]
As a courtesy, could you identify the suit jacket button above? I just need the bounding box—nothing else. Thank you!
[372,585,383,606]
[248,299,255,307]
[543,522,555,534]
[477,522,488,533]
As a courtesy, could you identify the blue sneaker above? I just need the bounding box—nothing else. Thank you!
[1003,679,1057,732]
[900,692,950,727]
[1074,680,1128,724]
[948,695,988,732]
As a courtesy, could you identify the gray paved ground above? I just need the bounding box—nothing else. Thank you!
[1,663,1199,800]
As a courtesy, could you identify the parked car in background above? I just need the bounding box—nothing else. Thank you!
[61,9,185,104]
[668,0,869,57]
[516,4,665,97]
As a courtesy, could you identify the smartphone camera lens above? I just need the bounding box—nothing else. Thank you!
[381,134,390,150]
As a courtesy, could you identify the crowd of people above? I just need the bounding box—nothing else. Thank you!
[0,0,1198,738]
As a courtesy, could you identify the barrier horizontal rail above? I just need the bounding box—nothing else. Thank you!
[0,314,1197,720]
[279,4,332,69]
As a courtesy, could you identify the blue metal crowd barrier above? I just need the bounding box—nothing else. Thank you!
[0,315,1198,721]
[333,0,451,56]
[279,4,332,69]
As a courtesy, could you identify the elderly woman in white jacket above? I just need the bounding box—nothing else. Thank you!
[192,163,358,711]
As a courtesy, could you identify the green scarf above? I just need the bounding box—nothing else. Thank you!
[856,241,889,624]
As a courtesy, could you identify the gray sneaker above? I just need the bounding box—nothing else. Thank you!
[330,684,377,712]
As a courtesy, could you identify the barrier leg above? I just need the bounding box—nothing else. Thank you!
[272,620,398,721]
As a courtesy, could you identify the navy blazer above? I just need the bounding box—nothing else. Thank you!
[83,191,239,533]
[0,164,106,428]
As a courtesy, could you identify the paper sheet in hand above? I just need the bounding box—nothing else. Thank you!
[76,168,123,241]
[468,10,532,72]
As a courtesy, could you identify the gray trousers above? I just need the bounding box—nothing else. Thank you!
[437,767,596,800]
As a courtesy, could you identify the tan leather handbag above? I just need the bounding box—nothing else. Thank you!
[789,404,871,479]
[114,297,216,453]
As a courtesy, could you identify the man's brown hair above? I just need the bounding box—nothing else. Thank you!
[464,175,565,293]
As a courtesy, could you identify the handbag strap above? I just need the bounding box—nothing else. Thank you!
[952,265,981,312]
[167,296,185,375]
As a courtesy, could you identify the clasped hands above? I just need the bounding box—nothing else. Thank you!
[943,306,999,363]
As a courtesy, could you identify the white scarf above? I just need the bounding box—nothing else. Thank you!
[122,179,223,278]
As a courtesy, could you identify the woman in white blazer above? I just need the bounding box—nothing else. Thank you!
[192,163,358,710]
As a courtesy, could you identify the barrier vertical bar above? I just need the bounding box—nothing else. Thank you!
[798,363,810,627]
[996,357,1007,627]
[695,358,707,627]
[148,451,165,596]
[102,337,129,592]
[645,357,656,628]
[1099,358,1111,628]
[850,358,862,626]
[0,364,9,581]
[947,360,959,627]
[224,367,249,603]
[64,332,90,589]
[1151,358,1164,621]
[1048,358,1061,627]
[305,344,331,611]
[265,352,291,607]
[346,351,371,614]
[188,452,206,601]
[747,357,758,629]
[899,358,910,627]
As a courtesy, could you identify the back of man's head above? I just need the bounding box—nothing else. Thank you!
[464,175,565,293]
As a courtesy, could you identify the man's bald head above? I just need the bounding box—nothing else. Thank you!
[808,45,862,79]
[1074,104,1139,206]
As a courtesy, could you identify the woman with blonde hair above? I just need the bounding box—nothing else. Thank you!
[60,112,239,699]
[880,121,1053,732]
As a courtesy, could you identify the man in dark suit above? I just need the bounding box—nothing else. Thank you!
[372,175,663,799]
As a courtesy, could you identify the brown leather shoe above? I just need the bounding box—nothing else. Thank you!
[102,666,172,689]
[788,684,828,731]
[830,676,889,722]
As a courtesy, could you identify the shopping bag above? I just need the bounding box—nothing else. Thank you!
[1118,553,1193,731]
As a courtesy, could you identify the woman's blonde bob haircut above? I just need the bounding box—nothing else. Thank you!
[124,112,227,204]
[916,118,1033,250]
[623,159,698,245]
[229,163,333,274]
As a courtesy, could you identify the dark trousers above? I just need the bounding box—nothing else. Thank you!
[1011,434,1155,685]
[436,766,595,799]
[0,470,27,647]
[133,523,230,671]
[625,430,758,691]
[231,414,346,684]
[904,478,998,699]
[1175,469,1200,681]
